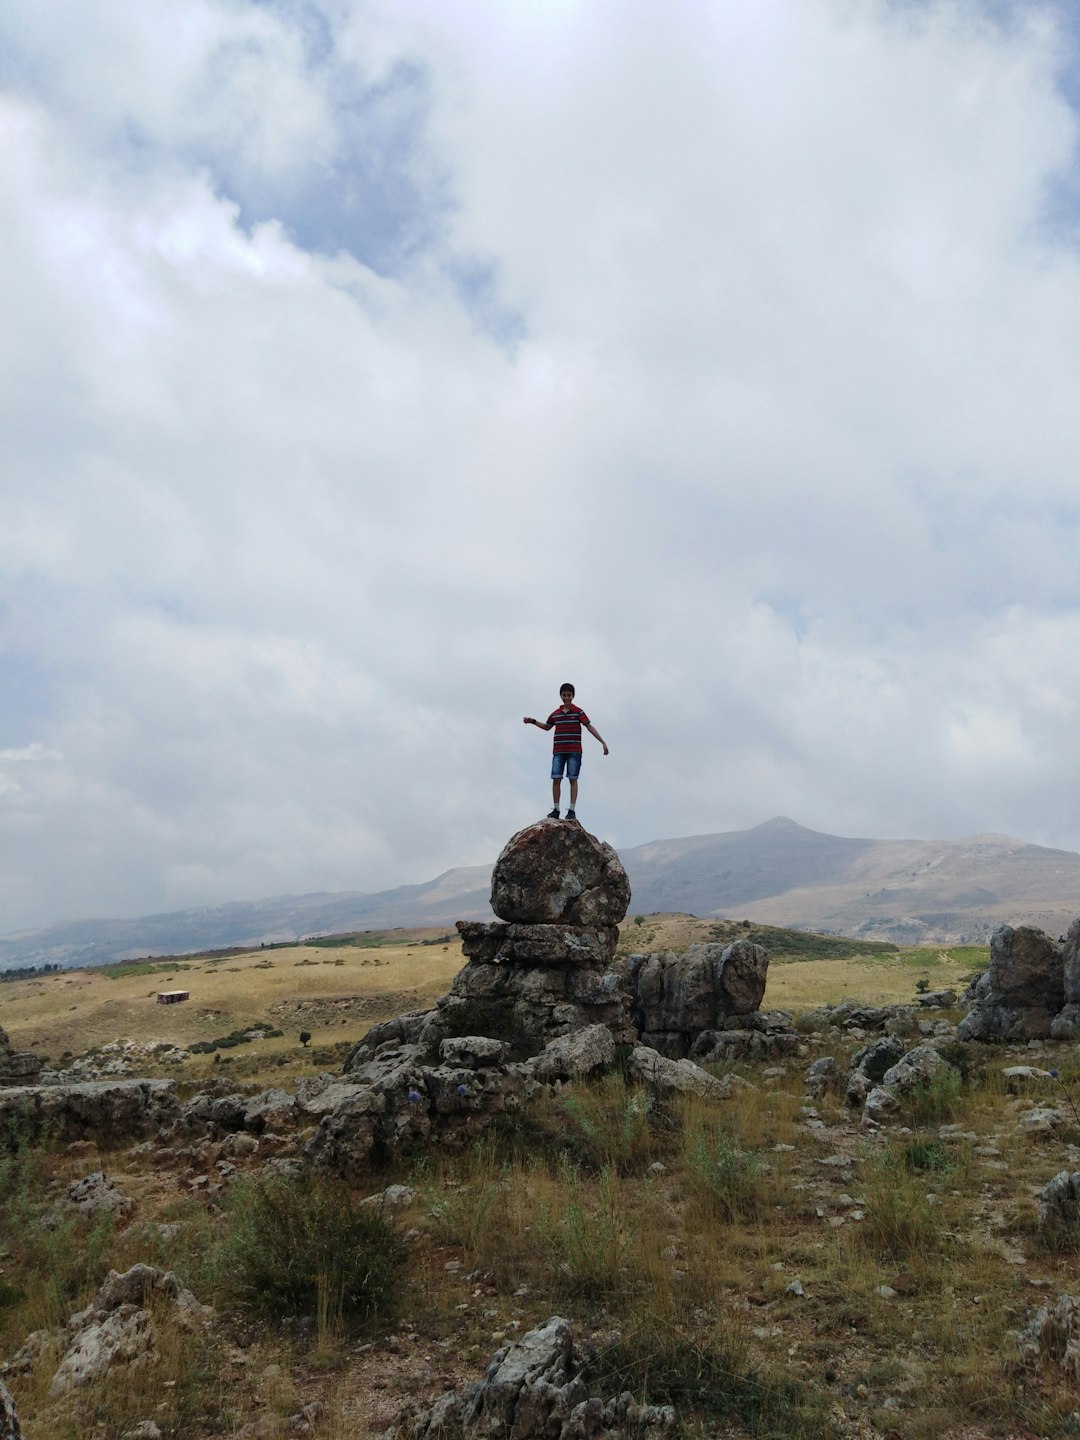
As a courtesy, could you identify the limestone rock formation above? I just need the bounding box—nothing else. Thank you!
[845,1035,905,1109]
[958,925,1064,1041]
[391,1315,675,1440]
[0,1079,179,1144]
[491,821,631,926]
[624,940,770,1057]
[861,1043,959,1126]
[0,1026,42,1087]
[0,1379,20,1440]
[1037,1171,1080,1244]
[6,1264,210,1398]
[1022,1294,1080,1380]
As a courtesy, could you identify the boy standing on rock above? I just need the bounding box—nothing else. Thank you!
[523,683,608,822]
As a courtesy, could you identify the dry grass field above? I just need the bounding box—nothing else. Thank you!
[0,934,465,1086]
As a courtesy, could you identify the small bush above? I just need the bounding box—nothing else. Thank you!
[685,1128,769,1222]
[559,1078,656,1175]
[857,1148,939,1259]
[903,1066,963,1128]
[584,1319,832,1439]
[217,1170,405,1332]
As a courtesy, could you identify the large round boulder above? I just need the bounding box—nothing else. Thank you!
[490,821,631,927]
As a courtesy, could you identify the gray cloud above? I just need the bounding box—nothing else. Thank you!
[3,0,1080,931]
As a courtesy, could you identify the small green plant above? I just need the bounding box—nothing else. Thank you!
[216,1171,405,1332]
[915,977,930,994]
[559,1078,656,1174]
[857,1147,939,1259]
[584,1317,833,1438]
[903,1065,963,1128]
[299,1030,312,1047]
[685,1128,768,1222]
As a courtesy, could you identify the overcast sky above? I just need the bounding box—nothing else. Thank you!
[3,0,1080,932]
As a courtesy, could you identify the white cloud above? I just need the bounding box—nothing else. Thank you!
[2,0,1080,930]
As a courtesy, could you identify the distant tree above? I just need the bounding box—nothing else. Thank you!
[299,1031,312,1048]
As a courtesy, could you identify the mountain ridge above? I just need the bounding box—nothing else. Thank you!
[4,816,1080,970]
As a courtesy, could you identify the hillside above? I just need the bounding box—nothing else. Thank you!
[4,816,1080,970]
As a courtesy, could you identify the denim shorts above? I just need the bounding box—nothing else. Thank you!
[551,751,582,780]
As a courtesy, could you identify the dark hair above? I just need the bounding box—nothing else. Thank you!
[560,682,575,695]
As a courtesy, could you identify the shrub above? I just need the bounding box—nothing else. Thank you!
[856,1147,939,1259]
[583,1319,832,1439]
[559,1078,656,1175]
[903,1065,963,1128]
[217,1170,405,1332]
[684,1127,769,1223]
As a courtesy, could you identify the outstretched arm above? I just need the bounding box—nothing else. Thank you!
[523,717,554,729]
[584,722,609,755]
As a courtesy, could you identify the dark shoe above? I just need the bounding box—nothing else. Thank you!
[566,809,577,820]
[547,808,560,819]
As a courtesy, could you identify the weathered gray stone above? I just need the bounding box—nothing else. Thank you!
[1022,1294,1080,1379]
[529,1025,616,1083]
[457,921,618,968]
[626,1046,739,1101]
[845,1035,906,1108]
[439,1036,509,1068]
[490,822,631,927]
[860,1043,959,1125]
[1037,1171,1080,1240]
[45,1265,209,1398]
[1063,918,1080,1005]
[394,1316,675,1440]
[0,1080,178,1144]
[626,941,770,1057]
[0,1378,20,1440]
[958,924,1064,1041]
[66,1172,136,1222]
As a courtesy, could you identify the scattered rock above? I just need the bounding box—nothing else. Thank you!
[0,1379,20,1440]
[66,1171,137,1223]
[1037,1171,1080,1241]
[1022,1293,1080,1379]
[391,1316,674,1439]
[803,1057,838,1098]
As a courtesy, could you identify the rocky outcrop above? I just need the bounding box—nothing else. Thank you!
[390,1316,675,1440]
[624,941,770,1058]
[0,1027,42,1087]
[0,1380,20,1440]
[1037,1171,1080,1244]
[861,1043,960,1126]
[0,1079,179,1144]
[1021,1294,1080,1380]
[4,1265,210,1397]
[491,822,631,927]
[845,1035,905,1109]
[958,925,1064,1041]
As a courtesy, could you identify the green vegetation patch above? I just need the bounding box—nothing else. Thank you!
[217,1169,405,1331]
[713,923,898,961]
[100,960,194,980]
[189,1021,283,1055]
[584,1326,833,1439]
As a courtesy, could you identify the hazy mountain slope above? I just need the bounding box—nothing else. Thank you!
[4,816,1080,970]
[0,865,492,972]
[620,819,1080,943]
[619,816,876,915]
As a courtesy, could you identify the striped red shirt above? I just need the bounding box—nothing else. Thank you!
[546,705,590,753]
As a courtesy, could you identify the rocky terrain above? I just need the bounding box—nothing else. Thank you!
[4,821,1080,1439]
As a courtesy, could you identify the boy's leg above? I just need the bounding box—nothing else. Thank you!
[569,776,579,807]
[552,778,562,806]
